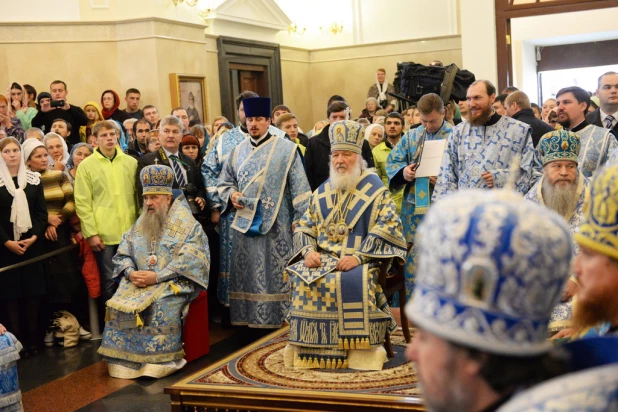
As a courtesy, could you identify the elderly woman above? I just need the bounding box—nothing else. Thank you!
[23,139,82,346]
[0,138,48,357]
[64,143,101,304]
[359,97,379,123]
[364,123,384,150]
[65,143,93,186]
[44,132,69,171]
[8,82,37,131]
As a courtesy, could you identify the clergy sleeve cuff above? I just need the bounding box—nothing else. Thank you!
[124,267,135,280]
[353,253,367,265]
[302,246,317,259]
[156,268,179,283]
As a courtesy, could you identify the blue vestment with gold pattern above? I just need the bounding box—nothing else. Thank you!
[432,116,541,200]
[98,195,209,369]
[201,125,287,307]
[285,171,407,369]
[0,332,22,412]
[525,172,589,332]
[201,126,246,307]
[576,124,618,177]
[386,121,452,305]
[218,135,310,327]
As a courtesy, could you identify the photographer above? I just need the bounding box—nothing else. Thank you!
[31,81,87,146]
[136,115,205,211]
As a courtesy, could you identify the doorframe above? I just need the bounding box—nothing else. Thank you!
[494,0,618,91]
[217,36,284,122]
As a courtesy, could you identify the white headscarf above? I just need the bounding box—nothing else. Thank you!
[43,132,69,168]
[0,137,33,240]
[22,138,46,167]
[364,124,384,141]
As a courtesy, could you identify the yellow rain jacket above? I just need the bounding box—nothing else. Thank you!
[74,147,138,245]
[372,141,403,214]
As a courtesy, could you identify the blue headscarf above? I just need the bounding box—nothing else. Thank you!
[66,142,94,170]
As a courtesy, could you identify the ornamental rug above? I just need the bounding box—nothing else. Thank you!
[179,326,420,397]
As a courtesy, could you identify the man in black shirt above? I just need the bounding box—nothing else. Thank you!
[505,91,553,147]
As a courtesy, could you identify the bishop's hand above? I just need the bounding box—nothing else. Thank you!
[304,251,321,268]
[336,256,359,272]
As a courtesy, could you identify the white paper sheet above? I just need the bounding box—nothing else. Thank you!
[414,139,447,178]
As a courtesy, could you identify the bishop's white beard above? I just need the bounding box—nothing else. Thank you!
[329,155,366,192]
[139,202,170,242]
[542,176,579,219]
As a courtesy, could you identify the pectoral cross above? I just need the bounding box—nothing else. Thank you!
[154,159,159,165]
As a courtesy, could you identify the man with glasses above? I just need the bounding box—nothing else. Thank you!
[386,93,453,302]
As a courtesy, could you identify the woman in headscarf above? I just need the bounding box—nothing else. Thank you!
[190,124,210,155]
[23,138,82,345]
[100,90,126,123]
[364,123,384,150]
[65,143,93,186]
[359,97,379,123]
[79,102,104,143]
[100,90,129,150]
[180,134,205,168]
[44,132,69,172]
[0,137,48,357]
[7,82,37,131]
[64,143,101,307]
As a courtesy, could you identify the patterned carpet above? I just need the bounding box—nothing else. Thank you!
[184,326,421,397]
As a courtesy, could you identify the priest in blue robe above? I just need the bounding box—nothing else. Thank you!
[98,165,209,379]
[201,91,286,309]
[284,120,407,371]
[432,80,541,200]
[217,97,310,329]
[386,93,453,304]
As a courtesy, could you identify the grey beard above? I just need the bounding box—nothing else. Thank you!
[542,176,579,219]
[139,203,169,242]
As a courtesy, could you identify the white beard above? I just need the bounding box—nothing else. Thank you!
[542,176,579,219]
[329,157,364,192]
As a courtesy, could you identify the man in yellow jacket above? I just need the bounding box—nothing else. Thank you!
[75,120,138,306]
[372,112,404,213]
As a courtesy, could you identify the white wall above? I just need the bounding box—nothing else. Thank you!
[459,0,497,85]
[511,7,618,100]
[1,0,80,21]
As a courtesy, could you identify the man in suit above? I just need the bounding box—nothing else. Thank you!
[136,115,206,208]
[586,71,618,137]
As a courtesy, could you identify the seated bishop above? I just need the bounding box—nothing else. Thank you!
[524,130,590,334]
[284,120,407,371]
[98,165,210,379]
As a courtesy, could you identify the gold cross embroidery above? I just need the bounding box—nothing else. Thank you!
[418,190,427,200]
[166,219,188,237]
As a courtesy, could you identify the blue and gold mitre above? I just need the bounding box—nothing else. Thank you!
[406,190,572,356]
[538,130,581,166]
[329,120,364,154]
[575,164,618,260]
[140,164,174,196]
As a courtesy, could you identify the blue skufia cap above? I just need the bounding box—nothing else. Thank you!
[140,164,174,196]
[406,189,573,356]
[242,97,271,119]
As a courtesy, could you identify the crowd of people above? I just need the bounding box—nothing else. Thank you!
[1,67,617,408]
